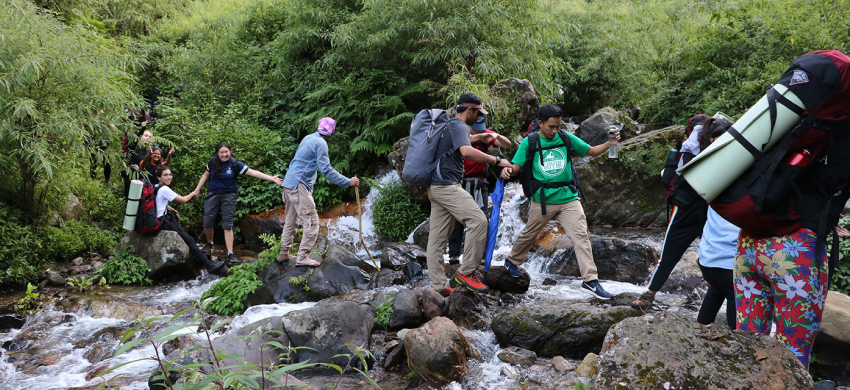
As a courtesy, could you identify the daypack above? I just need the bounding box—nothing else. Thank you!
[402,109,454,186]
[661,114,707,202]
[520,129,583,215]
[134,180,163,234]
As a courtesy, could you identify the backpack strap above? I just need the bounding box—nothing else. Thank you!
[526,130,582,215]
[424,110,460,182]
[731,85,807,161]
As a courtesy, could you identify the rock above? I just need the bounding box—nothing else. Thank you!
[281,300,374,368]
[122,231,199,282]
[411,219,430,249]
[403,261,423,281]
[374,268,406,288]
[659,250,705,293]
[575,353,598,377]
[493,78,541,126]
[306,258,371,298]
[415,287,445,320]
[89,299,163,320]
[819,291,850,346]
[383,342,406,369]
[380,242,426,271]
[83,342,113,363]
[239,208,286,243]
[534,234,658,284]
[0,312,25,332]
[72,257,85,266]
[323,245,376,275]
[551,355,575,372]
[483,265,531,294]
[576,107,640,146]
[46,270,66,286]
[397,328,411,342]
[576,125,685,228]
[404,316,480,384]
[59,193,84,222]
[595,311,814,389]
[445,288,490,328]
[497,346,537,366]
[542,278,557,286]
[491,302,642,358]
[68,265,93,276]
[386,137,427,200]
[388,289,423,329]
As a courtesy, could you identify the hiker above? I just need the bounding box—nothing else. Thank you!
[425,93,513,295]
[631,115,721,310]
[505,103,618,299]
[122,129,154,195]
[277,117,359,267]
[193,141,283,263]
[447,114,511,265]
[140,146,175,185]
[154,166,225,275]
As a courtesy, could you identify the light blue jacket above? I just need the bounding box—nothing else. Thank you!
[698,207,740,270]
[282,132,350,192]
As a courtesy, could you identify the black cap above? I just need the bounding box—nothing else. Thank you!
[457,93,483,106]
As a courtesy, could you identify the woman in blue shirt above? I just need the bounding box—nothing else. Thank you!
[193,141,283,262]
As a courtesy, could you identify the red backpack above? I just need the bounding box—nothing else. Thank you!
[134,180,163,234]
[710,50,850,238]
[661,114,707,202]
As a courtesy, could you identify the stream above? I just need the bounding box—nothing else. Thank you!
[0,180,686,390]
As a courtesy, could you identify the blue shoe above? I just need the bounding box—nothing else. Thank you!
[581,280,612,300]
[504,261,524,278]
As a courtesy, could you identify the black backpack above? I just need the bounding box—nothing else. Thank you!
[520,129,584,215]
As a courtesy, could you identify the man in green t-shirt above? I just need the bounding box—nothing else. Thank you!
[506,104,618,299]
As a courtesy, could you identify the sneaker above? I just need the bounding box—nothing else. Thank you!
[439,287,457,297]
[448,257,460,265]
[504,261,524,278]
[201,242,214,252]
[226,253,238,263]
[206,261,225,274]
[454,272,488,293]
[581,280,612,300]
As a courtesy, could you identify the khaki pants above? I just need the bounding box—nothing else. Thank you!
[426,184,488,289]
[508,200,598,282]
[279,184,319,262]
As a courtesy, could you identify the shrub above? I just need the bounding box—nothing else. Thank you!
[829,216,850,296]
[0,204,45,286]
[96,249,153,285]
[201,233,279,316]
[374,297,393,329]
[72,179,125,230]
[371,179,428,242]
[39,221,119,261]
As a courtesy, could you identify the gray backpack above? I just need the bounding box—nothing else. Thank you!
[402,109,458,186]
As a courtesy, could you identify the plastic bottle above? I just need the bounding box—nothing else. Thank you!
[784,149,812,166]
[608,127,619,158]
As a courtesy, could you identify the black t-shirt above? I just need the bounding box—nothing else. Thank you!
[431,117,472,186]
[129,145,146,166]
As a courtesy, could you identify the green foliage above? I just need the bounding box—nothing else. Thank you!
[96,249,153,285]
[201,233,279,316]
[829,216,850,295]
[72,179,126,230]
[612,139,671,180]
[0,204,45,286]
[39,221,119,261]
[14,283,43,314]
[374,298,393,329]
[67,275,98,292]
[288,272,312,292]
[371,179,428,242]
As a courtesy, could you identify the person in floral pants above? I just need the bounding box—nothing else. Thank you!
[734,227,828,367]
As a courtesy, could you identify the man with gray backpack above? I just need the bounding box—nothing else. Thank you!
[403,93,513,295]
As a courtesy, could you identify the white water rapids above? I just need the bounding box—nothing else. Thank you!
[1,180,672,390]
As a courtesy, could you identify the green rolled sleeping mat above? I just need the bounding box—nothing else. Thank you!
[123,179,144,231]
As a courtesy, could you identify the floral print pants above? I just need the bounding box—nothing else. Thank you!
[734,227,828,368]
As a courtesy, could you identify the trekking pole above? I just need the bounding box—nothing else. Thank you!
[355,186,380,270]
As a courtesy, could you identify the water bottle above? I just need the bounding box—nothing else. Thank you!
[607,127,619,158]
[784,149,812,166]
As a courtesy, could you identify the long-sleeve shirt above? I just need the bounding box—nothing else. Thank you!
[282,132,350,192]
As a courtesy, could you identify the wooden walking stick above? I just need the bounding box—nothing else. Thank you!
[355,186,380,269]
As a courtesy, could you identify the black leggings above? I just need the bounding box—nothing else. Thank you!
[697,264,736,329]
[647,201,707,292]
[159,213,212,269]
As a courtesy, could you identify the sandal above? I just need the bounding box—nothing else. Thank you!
[277,254,295,263]
[295,259,322,267]
[631,291,655,310]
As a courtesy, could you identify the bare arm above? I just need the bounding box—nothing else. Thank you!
[493,134,511,148]
[586,142,610,157]
[171,193,195,203]
[470,132,511,148]
[509,163,522,177]
[140,148,152,169]
[194,171,210,193]
[460,145,511,167]
[245,168,283,185]
[162,147,175,166]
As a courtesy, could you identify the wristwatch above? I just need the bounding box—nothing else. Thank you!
[494,156,502,165]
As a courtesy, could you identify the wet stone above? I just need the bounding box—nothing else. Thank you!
[551,355,576,372]
[497,346,537,366]
[542,278,557,286]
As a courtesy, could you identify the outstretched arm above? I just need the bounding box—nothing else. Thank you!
[194,171,210,193]
[317,143,351,188]
[586,133,620,157]
[245,168,283,185]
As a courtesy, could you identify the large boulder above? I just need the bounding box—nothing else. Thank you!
[239,208,286,244]
[121,231,199,282]
[575,125,685,228]
[445,288,492,329]
[282,300,375,368]
[410,219,430,249]
[811,292,850,385]
[492,77,541,130]
[388,289,423,329]
[576,107,641,146]
[595,311,814,389]
[483,265,531,294]
[491,299,642,358]
[404,316,480,384]
[380,242,426,271]
[532,230,658,284]
[59,193,84,222]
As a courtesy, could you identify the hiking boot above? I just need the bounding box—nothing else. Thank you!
[631,291,655,310]
[454,272,488,293]
[504,261,524,278]
[206,260,225,274]
[581,280,612,300]
[448,257,460,265]
[226,253,238,263]
[439,287,457,297]
[201,242,214,252]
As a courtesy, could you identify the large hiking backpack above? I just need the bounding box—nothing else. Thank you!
[710,50,850,237]
[661,114,707,202]
[402,109,454,186]
[134,180,163,234]
[520,129,584,215]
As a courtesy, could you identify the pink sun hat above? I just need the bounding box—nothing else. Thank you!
[317,117,336,136]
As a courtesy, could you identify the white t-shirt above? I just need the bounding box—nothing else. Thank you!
[155,185,178,218]
[677,125,703,171]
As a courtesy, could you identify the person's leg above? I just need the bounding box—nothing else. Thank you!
[426,186,454,291]
[734,232,775,335]
[103,161,111,183]
[554,201,597,282]
[697,264,727,326]
[427,185,486,279]
[220,193,238,256]
[160,214,220,272]
[293,184,319,263]
[507,201,555,266]
[717,267,737,329]
[278,187,299,260]
[203,194,221,246]
[447,218,464,260]
[646,202,707,292]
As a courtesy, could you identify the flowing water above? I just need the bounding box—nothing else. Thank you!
[1,181,677,390]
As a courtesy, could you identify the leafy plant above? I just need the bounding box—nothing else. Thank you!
[828,216,850,295]
[288,272,312,292]
[96,249,153,285]
[67,275,104,293]
[371,179,428,242]
[201,233,279,316]
[0,204,45,286]
[14,283,44,314]
[374,298,394,329]
[39,221,119,261]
